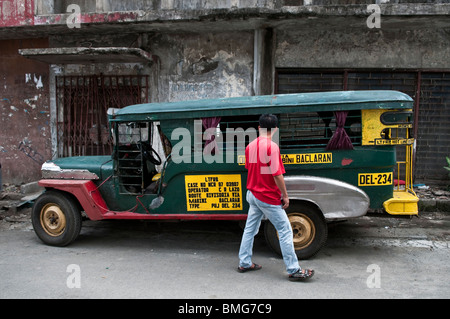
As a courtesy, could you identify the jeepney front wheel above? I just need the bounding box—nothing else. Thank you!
[31,190,82,247]
[264,202,327,260]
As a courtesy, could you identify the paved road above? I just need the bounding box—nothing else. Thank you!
[0,209,449,299]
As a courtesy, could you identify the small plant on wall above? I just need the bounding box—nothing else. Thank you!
[445,157,450,177]
[445,156,450,191]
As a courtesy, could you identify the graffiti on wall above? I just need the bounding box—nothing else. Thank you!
[17,141,44,165]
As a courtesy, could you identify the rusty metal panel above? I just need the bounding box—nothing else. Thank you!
[56,75,149,157]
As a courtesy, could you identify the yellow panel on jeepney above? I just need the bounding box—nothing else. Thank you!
[362,108,418,215]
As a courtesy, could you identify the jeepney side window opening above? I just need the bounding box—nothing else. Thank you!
[219,115,259,153]
[279,111,361,149]
[202,117,221,155]
[115,121,152,194]
[192,118,220,156]
[156,123,172,158]
[196,115,259,157]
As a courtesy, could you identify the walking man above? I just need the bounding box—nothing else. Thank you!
[237,114,314,281]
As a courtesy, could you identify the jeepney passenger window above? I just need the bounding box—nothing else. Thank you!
[219,115,259,151]
[196,115,259,159]
[279,111,361,149]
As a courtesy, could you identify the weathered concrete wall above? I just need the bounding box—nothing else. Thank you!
[39,0,281,14]
[0,38,51,185]
[48,33,152,79]
[48,30,254,102]
[275,26,450,69]
[147,31,254,101]
[36,0,450,15]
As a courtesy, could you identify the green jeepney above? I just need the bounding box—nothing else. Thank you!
[32,90,418,259]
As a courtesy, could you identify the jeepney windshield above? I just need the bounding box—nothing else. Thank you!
[115,122,149,145]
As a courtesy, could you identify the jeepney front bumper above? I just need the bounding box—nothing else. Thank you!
[285,175,370,220]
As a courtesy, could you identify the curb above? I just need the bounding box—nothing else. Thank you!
[418,198,450,213]
[19,181,44,195]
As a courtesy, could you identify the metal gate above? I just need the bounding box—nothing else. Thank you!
[276,69,450,182]
[56,75,149,157]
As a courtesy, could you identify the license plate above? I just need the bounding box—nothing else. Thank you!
[358,172,393,186]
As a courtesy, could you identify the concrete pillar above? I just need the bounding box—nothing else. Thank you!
[253,28,275,96]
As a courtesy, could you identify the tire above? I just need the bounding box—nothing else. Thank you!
[31,190,82,246]
[264,202,327,260]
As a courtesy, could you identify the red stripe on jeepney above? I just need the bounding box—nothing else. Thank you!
[38,179,248,221]
[38,179,108,220]
[101,212,248,220]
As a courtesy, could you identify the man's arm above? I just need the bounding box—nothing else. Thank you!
[273,174,289,209]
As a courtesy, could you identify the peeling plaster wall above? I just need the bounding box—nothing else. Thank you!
[148,31,254,102]
[0,38,51,185]
[0,0,34,27]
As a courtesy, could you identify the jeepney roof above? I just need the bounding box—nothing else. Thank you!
[109,90,413,122]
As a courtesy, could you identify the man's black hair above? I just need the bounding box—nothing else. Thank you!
[259,114,278,130]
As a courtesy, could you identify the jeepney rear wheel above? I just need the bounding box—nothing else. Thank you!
[264,202,327,260]
[31,190,82,247]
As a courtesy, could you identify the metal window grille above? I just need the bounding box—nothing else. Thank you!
[276,68,450,181]
[56,75,149,157]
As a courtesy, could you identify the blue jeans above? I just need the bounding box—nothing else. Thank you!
[239,190,300,275]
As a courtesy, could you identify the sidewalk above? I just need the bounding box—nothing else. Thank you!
[415,185,450,212]
[327,211,450,250]
[328,187,450,248]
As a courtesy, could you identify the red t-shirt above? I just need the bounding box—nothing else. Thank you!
[245,136,286,205]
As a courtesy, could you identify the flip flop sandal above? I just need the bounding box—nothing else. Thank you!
[237,263,262,273]
[288,269,314,281]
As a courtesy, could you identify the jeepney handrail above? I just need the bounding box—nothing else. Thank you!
[156,153,172,196]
